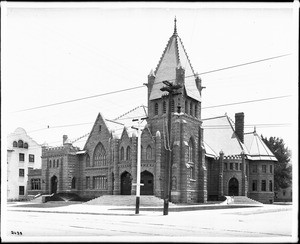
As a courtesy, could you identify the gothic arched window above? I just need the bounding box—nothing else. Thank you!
[188,138,195,179]
[49,160,52,168]
[146,145,152,160]
[195,103,198,118]
[185,100,188,114]
[120,147,124,161]
[71,177,76,189]
[86,154,90,167]
[24,143,28,149]
[188,138,195,162]
[94,143,107,166]
[126,146,131,160]
[163,101,167,114]
[190,101,193,116]
[154,103,158,115]
[141,145,144,160]
[13,141,17,147]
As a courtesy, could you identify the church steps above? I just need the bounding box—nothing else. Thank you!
[84,195,175,207]
[229,196,263,205]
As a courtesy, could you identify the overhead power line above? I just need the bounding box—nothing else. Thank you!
[14,86,145,113]
[13,53,290,113]
[9,94,292,137]
[197,54,291,76]
[203,123,291,129]
[152,53,291,84]
[202,95,291,109]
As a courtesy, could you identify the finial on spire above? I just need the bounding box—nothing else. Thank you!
[173,16,177,35]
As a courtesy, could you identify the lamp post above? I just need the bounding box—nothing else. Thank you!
[132,117,147,214]
[160,81,182,215]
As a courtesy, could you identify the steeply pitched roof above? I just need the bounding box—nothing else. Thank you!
[202,115,248,157]
[83,106,147,149]
[149,19,201,102]
[202,114,278,161]
[244,131,277,161]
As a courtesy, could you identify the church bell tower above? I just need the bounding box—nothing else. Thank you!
[146,18,207,203]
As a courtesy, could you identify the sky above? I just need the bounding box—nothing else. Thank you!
[2,2,298,158]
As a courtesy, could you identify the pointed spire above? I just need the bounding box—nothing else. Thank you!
[176,60,182,69]
[148,69,155,77]
[173,16,177,35]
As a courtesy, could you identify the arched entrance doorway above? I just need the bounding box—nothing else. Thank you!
[121,171,132,195]
[50,175,58,194]
[141,171,154,195]
[228,177,239,196]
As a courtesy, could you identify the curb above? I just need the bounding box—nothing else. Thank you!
[7,203,262,215]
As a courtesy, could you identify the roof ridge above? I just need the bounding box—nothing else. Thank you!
[175,36,180,67]
[202,115,227,121]
[154,36,174,75]
[178,37,195,75]
[203,140,217,156]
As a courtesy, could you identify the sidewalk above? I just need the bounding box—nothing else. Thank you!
[6,200,267,216]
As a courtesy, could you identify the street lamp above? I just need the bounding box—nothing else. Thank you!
[132,117,148,214]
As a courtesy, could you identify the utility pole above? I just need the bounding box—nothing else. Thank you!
[160,80,182,215]
[132,117,147,214]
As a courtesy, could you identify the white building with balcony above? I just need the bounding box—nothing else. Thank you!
[7,127,42,200]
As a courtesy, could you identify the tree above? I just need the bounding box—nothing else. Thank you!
[261,135,292,191]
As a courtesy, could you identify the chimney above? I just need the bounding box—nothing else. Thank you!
[235,112,244,143]
[63,135,68,145]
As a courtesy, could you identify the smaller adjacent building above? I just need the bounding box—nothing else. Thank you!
[275,185,293,202]
[203,113,277,204]
[27,135,81,198]
[7,128,42,200]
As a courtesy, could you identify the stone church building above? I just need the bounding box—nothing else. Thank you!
[28,20,277,204]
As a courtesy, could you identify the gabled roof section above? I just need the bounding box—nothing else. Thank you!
[244,131,278,161]
[141,124,154,141]
[202,115,248,157]
[120,127,130,141]
[149,18,201,101]
[83,106,148,148]
[83,112,110,150]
